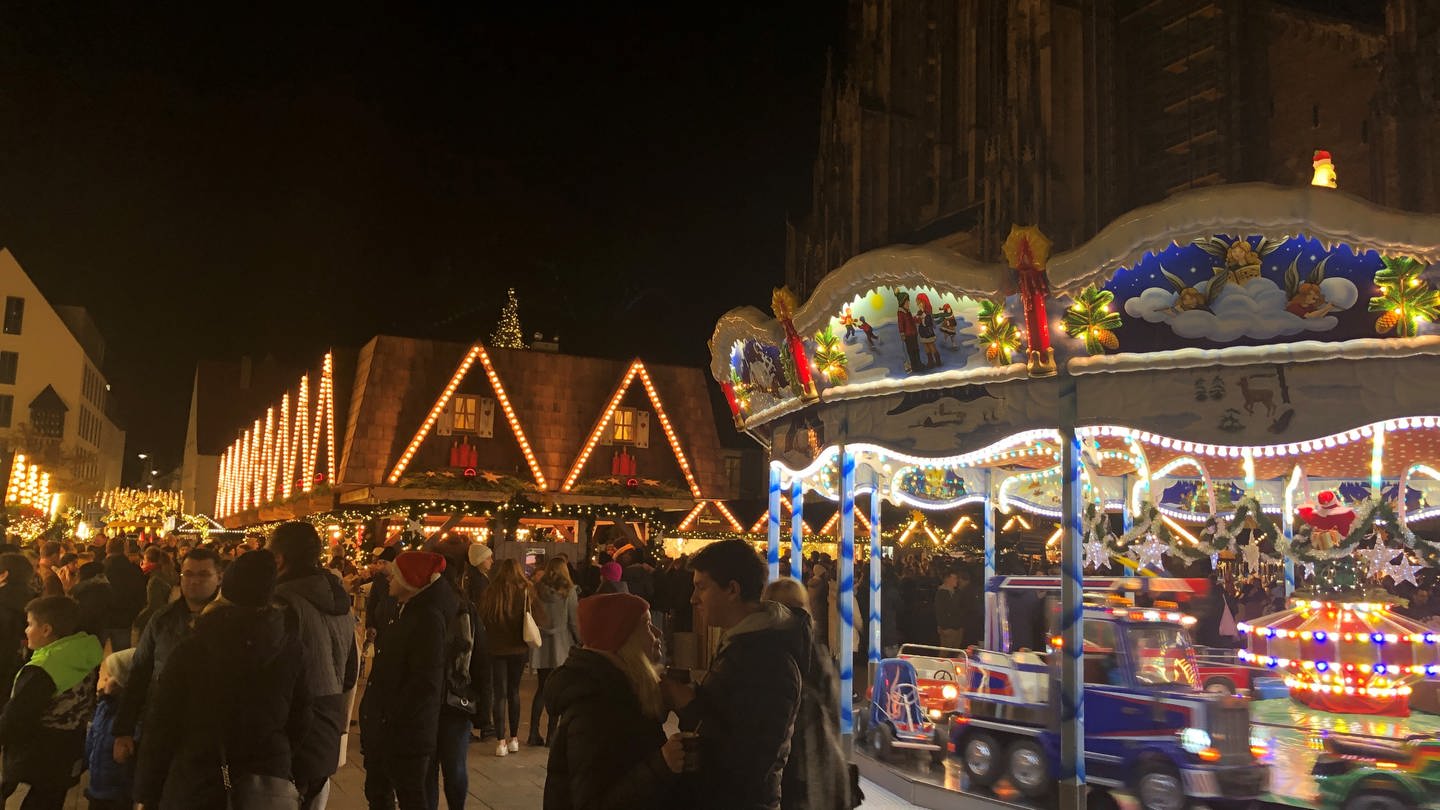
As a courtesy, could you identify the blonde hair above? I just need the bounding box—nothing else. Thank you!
[607,622,664,720]
[762,577,811,614]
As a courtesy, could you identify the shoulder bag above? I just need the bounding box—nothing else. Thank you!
[522,590,543,648]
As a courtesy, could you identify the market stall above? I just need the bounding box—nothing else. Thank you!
[709,181,1440,810]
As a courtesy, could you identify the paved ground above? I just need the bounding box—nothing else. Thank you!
[40,667,909,809]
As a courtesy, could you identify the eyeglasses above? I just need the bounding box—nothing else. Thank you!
[180,571,217,579]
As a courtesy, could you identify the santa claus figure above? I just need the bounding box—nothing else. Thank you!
[1297,490,1355,550]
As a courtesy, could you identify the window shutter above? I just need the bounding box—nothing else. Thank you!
[599,411,614,445]
[477,398,495,438]
[436,399,454,437]
[636,411,649,448]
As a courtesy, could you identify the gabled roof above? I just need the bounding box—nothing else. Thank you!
[338,336,731,496]
[29,385,67,412]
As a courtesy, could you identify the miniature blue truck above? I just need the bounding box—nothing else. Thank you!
[948,576,1270,810]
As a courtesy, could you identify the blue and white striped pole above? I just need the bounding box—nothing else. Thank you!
[982,469,996,584]
[838,445,855,738]
[869,486,883,668]
[1282,510,1296,597]
[790,479,804,580]
[767,464,782,583]
[1059,380,1086,810]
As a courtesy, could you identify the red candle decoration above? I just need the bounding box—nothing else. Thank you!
[1002,225,1057,377]
[771,287,819,402]
[1238,598,1440,717]
[720,380,745,428]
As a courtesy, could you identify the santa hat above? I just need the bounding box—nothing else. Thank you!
[390,551,447,593]
[1313,490,1351,516]
[578,593,651,653]
[1313,150,1333,167]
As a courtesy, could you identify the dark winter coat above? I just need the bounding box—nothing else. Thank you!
[134,606,310,810]
[678,602,804,810]
[780,619,854,810]
[0,581,33,712]
[438,577,477,713]
[622,564,654,603]
[113,597,204,738]
[275,568,359,783]
[543,648,676,810]
[104,554,147,629]
[0,632,103,790]
[71,575,116,639]
[85,692,133,801]
[933,585,964,631]
[481,584,545,657]
[359,580,453,757]
[465,568,490,654]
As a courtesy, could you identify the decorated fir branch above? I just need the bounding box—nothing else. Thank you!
[1062,285,1123,354]
[974,299,1021,366]
[1369,256,1440,338]
[812,323,849,382]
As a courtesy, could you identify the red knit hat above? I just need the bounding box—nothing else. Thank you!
[578,593,650,653]
[390,551,447,592]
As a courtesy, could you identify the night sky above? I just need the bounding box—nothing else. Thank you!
[0,3,845,478]
[0,2,1383,481]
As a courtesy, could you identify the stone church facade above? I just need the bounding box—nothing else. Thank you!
[786,0,1440,296]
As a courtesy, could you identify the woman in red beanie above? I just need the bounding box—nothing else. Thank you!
[480,559,546,757]
[542,593,683,809]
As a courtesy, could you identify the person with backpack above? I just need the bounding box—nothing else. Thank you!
[762,578,859,810]
[270,522,359,810]
[134,550,310,809]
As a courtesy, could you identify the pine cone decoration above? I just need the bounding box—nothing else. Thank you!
[1097,329,1119,350]
[1376,311,1400,333]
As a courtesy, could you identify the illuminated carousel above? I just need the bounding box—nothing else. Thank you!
[710,180,1440,808]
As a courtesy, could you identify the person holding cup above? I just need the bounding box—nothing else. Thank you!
[542,593,682,809]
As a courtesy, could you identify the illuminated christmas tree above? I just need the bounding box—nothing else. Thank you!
[490,288,527,349]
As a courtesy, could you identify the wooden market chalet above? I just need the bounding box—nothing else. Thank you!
[197,336,757,559]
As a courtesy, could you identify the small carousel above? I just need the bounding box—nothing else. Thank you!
[710,180,1440,809]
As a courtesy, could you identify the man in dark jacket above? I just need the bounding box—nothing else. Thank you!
[663,540,803,810]
[69,562,115,639]
[271,522,359,810]
[111,546,221,767]
[430,538,477,810]
[465,542,495,741]
[0,554,35,713]
[102,537,146,651]
[134,550,311,808]
[360,551,452,810]
[934,570,965,649]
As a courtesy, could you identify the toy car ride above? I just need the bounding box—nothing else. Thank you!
[1313,733,1440,810]
[897,643,967,723]
[948,576,1270,810]
[855,657,948,766]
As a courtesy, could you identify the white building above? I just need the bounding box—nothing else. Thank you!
[0,249,125,500]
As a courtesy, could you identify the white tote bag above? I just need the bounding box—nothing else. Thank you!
[522,590,543,648]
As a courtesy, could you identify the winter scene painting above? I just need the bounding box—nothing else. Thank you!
[821,285,1000,388]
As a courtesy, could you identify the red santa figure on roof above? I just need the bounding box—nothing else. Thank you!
[1297,489,1355,550]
